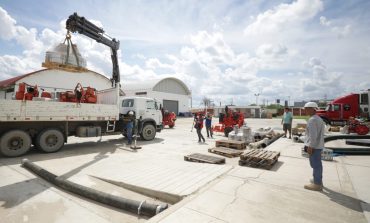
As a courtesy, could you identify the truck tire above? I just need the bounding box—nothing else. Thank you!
[36,128,65,153]
[0,130,31,157]
[141,123,156,141]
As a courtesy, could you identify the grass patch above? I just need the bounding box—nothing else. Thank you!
[275,116,309,120]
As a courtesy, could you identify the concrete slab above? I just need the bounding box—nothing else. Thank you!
[1,117,370,223]
[158,207,226,223]
[345,163,370,222]
[0,162,145,223]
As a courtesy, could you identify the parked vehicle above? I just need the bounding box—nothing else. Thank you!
[120,97,163,140]
[316,89,370,126]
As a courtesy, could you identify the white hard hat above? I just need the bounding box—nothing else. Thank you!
[128,111,134,115]
[304,102,318,109]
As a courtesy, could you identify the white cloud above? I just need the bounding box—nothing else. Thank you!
[0,7,17,40]
[0,2,369,106]
[319,16,352,38]
[300,57,343,98]
[244,0,323,36]
[319,16,331,27]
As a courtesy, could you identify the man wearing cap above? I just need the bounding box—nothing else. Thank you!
[303,102,325,191]
[125,111,135,145]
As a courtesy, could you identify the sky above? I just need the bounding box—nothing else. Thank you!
[0,0,370,107]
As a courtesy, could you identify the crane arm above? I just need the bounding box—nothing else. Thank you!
[66,13,120,86]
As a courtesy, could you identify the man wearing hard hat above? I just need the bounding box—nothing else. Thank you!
[303,102,325,191]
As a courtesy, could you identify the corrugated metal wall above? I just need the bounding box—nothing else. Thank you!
[153,79,188,95]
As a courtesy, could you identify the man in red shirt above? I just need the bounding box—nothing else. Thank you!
[195,113,205,143]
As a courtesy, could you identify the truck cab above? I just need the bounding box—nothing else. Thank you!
[120,97,163,140]
[317,90,370,126]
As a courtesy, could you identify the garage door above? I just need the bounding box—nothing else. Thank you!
[163,100,179,115]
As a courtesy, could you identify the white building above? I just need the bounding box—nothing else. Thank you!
[213,105,262,118]
[123,77,191,115]
[0,68,113,100]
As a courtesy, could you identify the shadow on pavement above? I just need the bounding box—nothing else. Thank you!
[323,187,370,213]
[0,178,50,208]
[58,151,111,180]
[0,137,165,166]
[269,161,284,172]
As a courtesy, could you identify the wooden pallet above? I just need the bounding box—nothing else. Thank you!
[208,147,243,158]
[215,139,246,150]
[239,149,280,170]
[184,153,225,164]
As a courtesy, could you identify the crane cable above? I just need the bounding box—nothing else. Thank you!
[63,31,81,67]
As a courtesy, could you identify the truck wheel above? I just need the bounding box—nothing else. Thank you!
[36,128,65,153]
[224,127,233,137]
[0,130,31,157]
[141,124,156,141]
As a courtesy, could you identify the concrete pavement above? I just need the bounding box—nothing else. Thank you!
[1,118,370,223]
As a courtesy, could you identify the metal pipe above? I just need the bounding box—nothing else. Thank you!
[21,159,168,217]
[261,134,283,148]
[248,134,283,149]
[324,134,370,143]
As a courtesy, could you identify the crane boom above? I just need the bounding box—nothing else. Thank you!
[66,13,120,86]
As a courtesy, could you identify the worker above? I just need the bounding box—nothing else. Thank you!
[194,113,205,143]
[74,83,83,105]
[125,111,135,145]
[205,113,213,138]
[303,102,325,191]
[281,107,293,138]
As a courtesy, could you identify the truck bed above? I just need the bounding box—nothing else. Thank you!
[0,99,119,122]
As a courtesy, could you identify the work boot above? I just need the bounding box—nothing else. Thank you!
[310,179,323,186]
[304,183,323,191]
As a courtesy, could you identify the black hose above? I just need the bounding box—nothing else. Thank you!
[324,134,370,143]
[21,159,168,217]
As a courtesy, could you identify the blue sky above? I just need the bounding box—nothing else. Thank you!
[1,0,370,106]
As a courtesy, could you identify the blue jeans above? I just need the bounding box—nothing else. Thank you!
[125,121,133,144]
[127,127,132,144]
[309,149,323,185]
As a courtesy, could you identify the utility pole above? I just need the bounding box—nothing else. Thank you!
[254,93,260,106]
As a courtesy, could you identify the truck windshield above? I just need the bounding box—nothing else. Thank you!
[325,105,331,111]
[122,99,134,107]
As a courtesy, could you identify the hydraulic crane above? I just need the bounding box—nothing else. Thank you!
[66,12,120,86]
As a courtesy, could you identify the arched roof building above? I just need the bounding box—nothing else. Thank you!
[123,77,191,115]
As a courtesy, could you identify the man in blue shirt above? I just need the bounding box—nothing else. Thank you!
[205,113,213,138]
[125,111,134,145]
[281,107,293,138]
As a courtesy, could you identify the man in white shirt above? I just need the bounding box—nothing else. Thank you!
[303,102,325,191]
